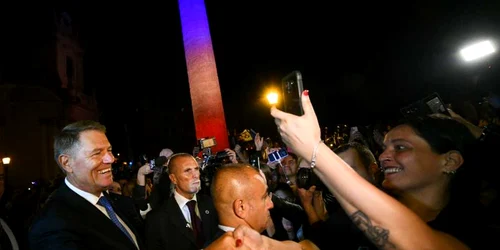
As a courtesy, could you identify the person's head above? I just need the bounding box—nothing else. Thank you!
[54,120,114,196]
[211,164,274,233]
[274,183,296,203]
[168,153,201,199]
[259,164,278,192]
[378,115,474,196]
[108,181,122,195]
[280,153,298,177]
[334,142,378,184]
[159,148,174,158]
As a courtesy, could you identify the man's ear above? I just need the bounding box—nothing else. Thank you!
[368,162,380,183]
[233,199,247,219]
[169,173,177,186]
[59,154,73,173]
[443,150,464,172]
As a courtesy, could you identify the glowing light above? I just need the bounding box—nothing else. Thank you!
[460,40,495,61]
[267,92,279,105]
[2,157,10,165]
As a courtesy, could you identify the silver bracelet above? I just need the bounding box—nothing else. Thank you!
[310,140,323,169]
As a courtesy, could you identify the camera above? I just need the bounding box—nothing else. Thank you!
[215,150,229,160]
[197,137,232,195]
[296,167,325,191]
[140,154,166,172]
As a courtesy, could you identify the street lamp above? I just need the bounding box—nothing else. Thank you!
[460,40,495,62]
[1,157,10,190]
[266,92,279,105]
[2,157,11,165]
[459,40,497,99]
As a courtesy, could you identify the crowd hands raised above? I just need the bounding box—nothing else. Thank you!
[23,89,500,250]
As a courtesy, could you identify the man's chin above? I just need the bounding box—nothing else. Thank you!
[191,185,201,193]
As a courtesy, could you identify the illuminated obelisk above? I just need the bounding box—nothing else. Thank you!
[178,0,229,152]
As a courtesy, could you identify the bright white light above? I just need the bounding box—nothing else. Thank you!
[2,157,10,165]
[460,40,495,61]
[267,92,279,105]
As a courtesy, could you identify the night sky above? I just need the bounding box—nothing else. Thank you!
[2,0,500,158]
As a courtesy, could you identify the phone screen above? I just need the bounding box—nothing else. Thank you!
[200,137,216,149]
[281,71,304,116]
[425,96,448,115]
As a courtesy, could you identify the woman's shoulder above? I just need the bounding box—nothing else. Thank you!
[429,199,495,249]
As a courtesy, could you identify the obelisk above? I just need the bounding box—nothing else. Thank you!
[178,0,229,152]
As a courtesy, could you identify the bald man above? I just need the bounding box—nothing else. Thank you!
[145,153,219,250]
[205,163,274,246]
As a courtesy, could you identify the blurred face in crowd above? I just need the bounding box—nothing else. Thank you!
[337,148,373,183]
[280,155,298,177]
[108,181,122,195]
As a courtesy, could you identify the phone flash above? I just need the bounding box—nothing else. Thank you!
[267,92,279,105]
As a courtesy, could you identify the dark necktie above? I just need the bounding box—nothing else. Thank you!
[186,200,205,248]
[97,196,135,245]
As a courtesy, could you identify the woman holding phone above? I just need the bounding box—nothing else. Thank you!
[271,90,491,249]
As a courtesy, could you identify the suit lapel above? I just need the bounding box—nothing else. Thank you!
[166,196,197,245]
[197,195,214,239]
[59,182,138,249]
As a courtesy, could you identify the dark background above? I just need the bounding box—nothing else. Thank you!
[1,0,499,158]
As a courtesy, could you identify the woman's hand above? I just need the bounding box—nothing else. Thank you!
[270,90,321,160]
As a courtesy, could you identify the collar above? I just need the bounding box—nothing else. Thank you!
[174,189,198,209]
[218,225,236,232]
[65,178,104,205]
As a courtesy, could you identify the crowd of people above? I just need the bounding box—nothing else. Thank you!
[0,91,499,249]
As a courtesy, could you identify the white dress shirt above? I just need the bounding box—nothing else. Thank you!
[218,225,236,232]
[173,190,201,228]
[65,178,139,249]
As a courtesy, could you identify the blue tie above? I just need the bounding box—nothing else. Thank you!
[97,196,135,245]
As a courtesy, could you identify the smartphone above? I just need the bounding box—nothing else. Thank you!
[268,148,288,163]
[249,154,260,169]
[199,137,217,149]
[401,92,451,118]
[281,71,304,116]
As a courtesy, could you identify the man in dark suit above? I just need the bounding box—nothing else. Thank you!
[29,120,143,250]
[205,163,275,246]
[145,153,218,250]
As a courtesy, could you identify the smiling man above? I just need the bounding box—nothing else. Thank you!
[29,120,143,250]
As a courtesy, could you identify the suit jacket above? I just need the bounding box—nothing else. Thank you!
[108,191,145,239]
[29,182,144,250]
[145,193,218,250]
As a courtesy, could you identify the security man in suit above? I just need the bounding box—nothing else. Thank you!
[145,153,218,250]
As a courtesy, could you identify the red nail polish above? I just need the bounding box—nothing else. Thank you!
[236,239,242,247]
[303,90,309,96]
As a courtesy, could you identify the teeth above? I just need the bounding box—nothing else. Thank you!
[383,168,403,174]
[98,168,112,174]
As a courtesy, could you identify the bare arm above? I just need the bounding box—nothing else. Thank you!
[271,92,469,250]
